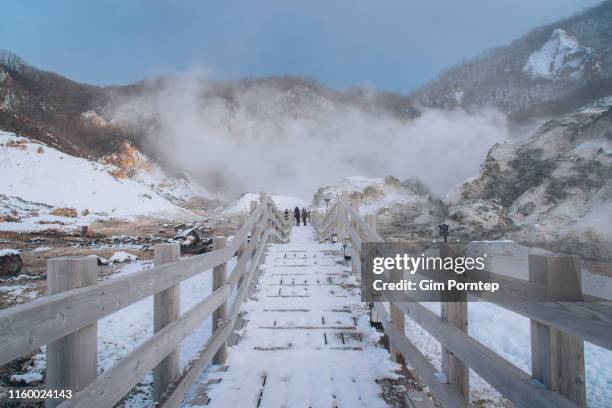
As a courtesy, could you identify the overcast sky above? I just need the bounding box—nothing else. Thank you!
[0,0,603,92]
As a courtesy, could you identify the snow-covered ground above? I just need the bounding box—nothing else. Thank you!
[0,131,200,231]
[222,192,309,214]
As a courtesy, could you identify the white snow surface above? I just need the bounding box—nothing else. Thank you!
[0,248,20,256]
[0,131,195,226]
[223,192,309,214]
[523,29,594,80]
[109,251,138,264]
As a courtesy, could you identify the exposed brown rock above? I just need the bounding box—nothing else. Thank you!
[51,207,78,217]
[0,252,23,277]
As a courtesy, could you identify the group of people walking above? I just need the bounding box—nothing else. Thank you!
[284,207,311,226]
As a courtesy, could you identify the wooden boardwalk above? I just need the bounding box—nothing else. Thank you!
[187,226,402,407]
[1,195,608,408]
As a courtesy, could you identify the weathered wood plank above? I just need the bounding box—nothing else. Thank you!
[529,255,586,407]
[160,321,233,408]
[439,243,469,403]
[46,256,98,408]
[212,236,228,365]
[411,263,612,350]
[153,244,181,401]
[227,203,263,254]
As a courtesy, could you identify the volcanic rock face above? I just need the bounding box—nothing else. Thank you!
[0,249,23,277]
[101,139,153,179]
[312,175,444,239]
[445,106,612,260]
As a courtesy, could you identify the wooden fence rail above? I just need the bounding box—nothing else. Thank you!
[0,195,291,408]
[317,197,612,408]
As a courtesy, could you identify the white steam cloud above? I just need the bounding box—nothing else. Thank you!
[113,75,509,201]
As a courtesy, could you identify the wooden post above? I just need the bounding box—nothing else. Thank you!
[212,236,228,364]
[153,243,181,401]
[440,243,469,402]
[351,195,361,229]
[529,254,586,407]
[350,195,361,275]
[365,213,380,324]
[237,214,247,258]
[389,281,405,365]
[365,213,377,234]
[46,256,98,408]
[250,200,259,244]
[236,214,248,289]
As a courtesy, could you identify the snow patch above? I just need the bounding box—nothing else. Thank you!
[0,248,20,256]
[523,29,596,80]
[109,251,138,264]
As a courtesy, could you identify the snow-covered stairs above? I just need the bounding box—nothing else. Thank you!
[187,226,398,407]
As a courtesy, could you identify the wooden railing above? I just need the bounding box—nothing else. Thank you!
[0,195,291,408]
[315,196,612,408]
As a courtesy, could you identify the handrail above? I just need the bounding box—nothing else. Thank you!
[0,197,287,366]
[0,195,291,408]
[318,197,610,408]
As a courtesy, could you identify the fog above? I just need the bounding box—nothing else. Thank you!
[113,75,510,201]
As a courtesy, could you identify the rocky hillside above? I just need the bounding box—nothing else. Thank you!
[312,176,445,238]
[445,105,612,260]
[411,0,612,123]
[0,51,119,157]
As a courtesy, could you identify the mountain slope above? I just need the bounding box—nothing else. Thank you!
[0,131,216,231]
[1,51,414,162]
[445,106,612,260]
[411,0,612,122]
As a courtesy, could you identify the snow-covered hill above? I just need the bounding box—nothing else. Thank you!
[222,193,309,214]
[0,131,209,231]
[411,2,612,120]
[523,29,599,81]
[100,139,220,207]
[445,106,612,260]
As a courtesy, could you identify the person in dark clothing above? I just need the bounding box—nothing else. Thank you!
[302,207,308,226]
[294,206,301,226]
[284,209,289,221]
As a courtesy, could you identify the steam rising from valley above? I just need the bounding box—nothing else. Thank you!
[110,74,510,200]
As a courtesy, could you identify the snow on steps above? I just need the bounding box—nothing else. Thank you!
[185,226,413,408]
